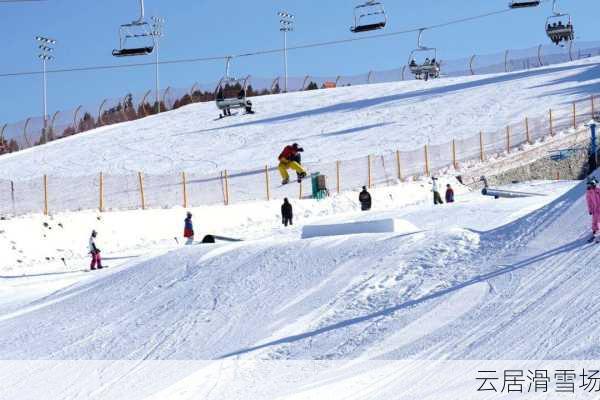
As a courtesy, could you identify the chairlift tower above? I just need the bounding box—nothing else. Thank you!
[36,35,56,144]
[278,11,294,93]
[151,16,165,113]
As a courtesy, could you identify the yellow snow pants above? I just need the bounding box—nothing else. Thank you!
[278,159,306,181]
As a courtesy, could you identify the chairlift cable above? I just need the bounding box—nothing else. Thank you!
[0,5,543,79]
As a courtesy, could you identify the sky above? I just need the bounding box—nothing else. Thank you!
[0,0,598,124]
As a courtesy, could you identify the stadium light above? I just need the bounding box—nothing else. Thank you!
[278,10,294,93]
[151,16,165,113]
[36,35,56,144]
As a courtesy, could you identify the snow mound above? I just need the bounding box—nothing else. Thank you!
[301,218,419,239]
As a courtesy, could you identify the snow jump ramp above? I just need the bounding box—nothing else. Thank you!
[301,218,418,239]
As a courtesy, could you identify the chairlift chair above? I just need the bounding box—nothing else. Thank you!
[214,57,254,116]
[508,1,540,9]
[545,0,574,45]
[112,0,155,57]
[350,1,387,33]
[408,29,440,81]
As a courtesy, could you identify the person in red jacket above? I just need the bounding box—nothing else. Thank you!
[586,178,600,242]
[278,143,307,185]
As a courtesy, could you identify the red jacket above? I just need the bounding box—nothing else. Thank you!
[279,145,298,161]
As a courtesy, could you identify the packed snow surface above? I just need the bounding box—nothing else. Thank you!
[1,175,598,399]
[0,57,599,180]
[2,56,600,399]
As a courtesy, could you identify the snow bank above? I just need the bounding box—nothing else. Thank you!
[301,218,419,239]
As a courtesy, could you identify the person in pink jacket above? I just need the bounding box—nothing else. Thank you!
[586,177,600,240]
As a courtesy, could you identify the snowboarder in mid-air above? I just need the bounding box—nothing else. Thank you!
[359,186,372,211]
[586,177,600,243]
[281,198,293,227]
[89,230,104,270]
[278,143,307,185]
[184,212,195,245]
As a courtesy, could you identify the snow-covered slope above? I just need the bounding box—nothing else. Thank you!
[2,54,600,400]
[1,174,597,398]
[1,57,599,180]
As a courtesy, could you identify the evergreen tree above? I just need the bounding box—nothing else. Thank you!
[306,81,319,90]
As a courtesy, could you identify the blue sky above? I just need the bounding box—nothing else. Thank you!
[0,0,597,123]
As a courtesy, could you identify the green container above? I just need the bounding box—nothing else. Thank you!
[311,172,328,200]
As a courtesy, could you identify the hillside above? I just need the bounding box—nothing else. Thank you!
[2,54,600,400]
[0,56,599,180]
[1,175,598,399]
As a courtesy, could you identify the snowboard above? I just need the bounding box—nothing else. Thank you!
[85,266,109,272]
[214,111,239,120]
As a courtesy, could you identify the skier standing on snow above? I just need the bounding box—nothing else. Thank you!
[586,178,600,241]
[445,184,455,203]
[89,230,104,270]
[432,177,444,205]
[359,186,372,211]
[278,143,307,185]
[184,212,194,245]
[281,198,293,227]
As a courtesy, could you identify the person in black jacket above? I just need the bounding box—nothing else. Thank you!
[281,198,293,227]
[359,186,372,211]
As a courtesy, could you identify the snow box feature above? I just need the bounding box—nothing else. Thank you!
[301,219,419,239]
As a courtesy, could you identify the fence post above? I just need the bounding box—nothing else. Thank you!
[336,160,341,194]
[506,126,511,153]
[138,172,146,210]
[220,171,227,205]
[10,180,15,215]
[549,109,554,136]
[99,172,104,212]
[43,175,48,216]
[264,165,270,201]
[224,170,230,205]
[573,102,577,129]
[396,150,402,181]
[182,172,188,208]
[525,117,531,145]
[452,140,457,170]
[367,155,372,188]
[299,179,303,200]
[424,145,430,176]
[479,131,485,162]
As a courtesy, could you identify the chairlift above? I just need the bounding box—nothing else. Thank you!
[508,1,540,9]
[545,0,574,45]
[350,1,387,33]
[112,0,155,57]
[214,57,254,117]
[408,29,440,81]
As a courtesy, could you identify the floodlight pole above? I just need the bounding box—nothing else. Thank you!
[284,30,288,92]
[279,11,294,93]
[42,57,47,135]
[590,122,598,171]
[152,16,164,114]
[36,35,56,144]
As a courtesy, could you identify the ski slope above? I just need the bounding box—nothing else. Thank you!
[2,55,600,399]
[1,174,599,398]
[0,57,599,180]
